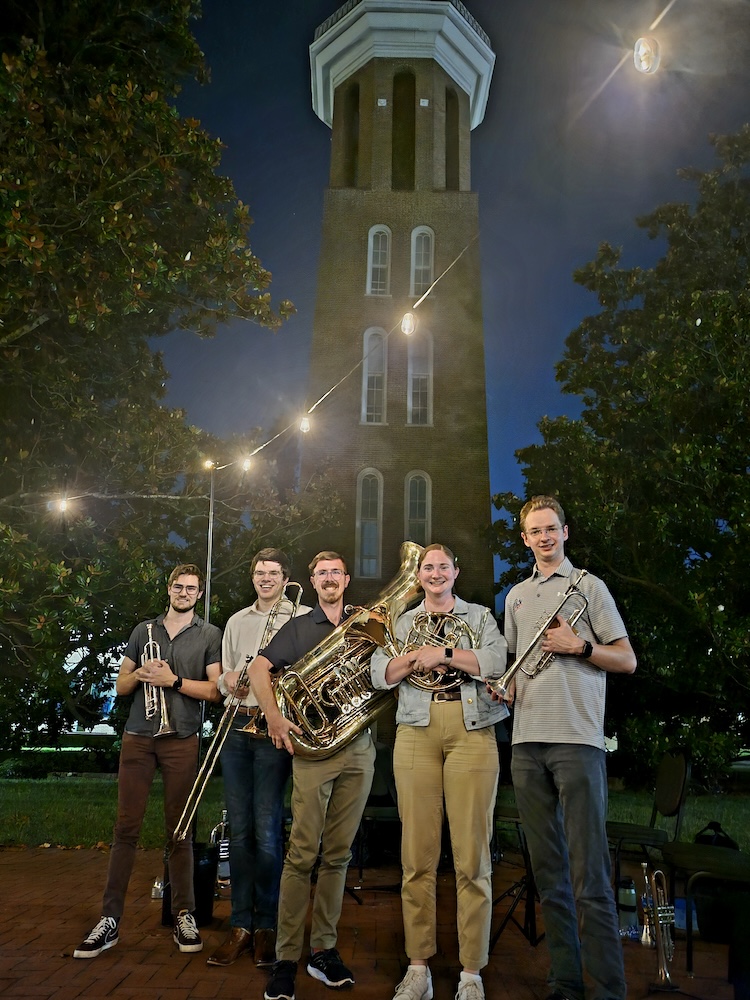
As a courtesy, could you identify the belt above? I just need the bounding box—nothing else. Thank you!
[432,690,462,702]
[235,706,260,717]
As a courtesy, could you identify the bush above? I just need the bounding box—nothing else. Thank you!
[0,747,118,779]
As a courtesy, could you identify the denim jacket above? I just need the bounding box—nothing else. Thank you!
[371,597,509,730]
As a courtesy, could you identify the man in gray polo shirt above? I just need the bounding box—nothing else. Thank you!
[503,496,636,1000]
[73,562,222,961]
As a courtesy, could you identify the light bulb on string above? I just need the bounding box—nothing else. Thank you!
[401,312,416,336]
[300,416,311,434]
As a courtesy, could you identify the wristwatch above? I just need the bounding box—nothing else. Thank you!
[580,641,594,659]
[172,676,183,691]
[444,647,454,663]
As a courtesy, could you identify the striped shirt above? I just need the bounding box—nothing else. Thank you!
[504,557,628,750]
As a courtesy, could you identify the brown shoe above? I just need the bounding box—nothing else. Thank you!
[206,927,253,967]
[254,927,276,967]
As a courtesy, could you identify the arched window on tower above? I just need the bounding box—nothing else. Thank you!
[356,469,383,578]
[404,471,431,547]
[407,331,433,426]
[342,82,360,187]
[445,87,460,191]
[361,328,387,424]
[410,227,434,296]
[366,225,391,296]
[392,71,415,191]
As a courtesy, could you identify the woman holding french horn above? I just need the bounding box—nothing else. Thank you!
[370,543,508,1000]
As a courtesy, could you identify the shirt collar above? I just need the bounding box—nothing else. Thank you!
[531,556,575,582]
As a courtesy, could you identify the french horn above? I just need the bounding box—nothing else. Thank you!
[402,609,487,692]
[276,541,424,760]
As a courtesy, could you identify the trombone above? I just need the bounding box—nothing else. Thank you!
[487,569,589,699]
[143,623,177,739]
[171,582,303,843]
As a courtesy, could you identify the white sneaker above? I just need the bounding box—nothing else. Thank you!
[455,978,485,1000]
[393,967,433,1000]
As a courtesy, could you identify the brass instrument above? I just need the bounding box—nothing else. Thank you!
[403,609,487,692]
[240,583,304,737]
[275,541,424,760]
[487,570,588,700]
[171,582,303,843]
[142,623,177,739]
[641,862,679,992]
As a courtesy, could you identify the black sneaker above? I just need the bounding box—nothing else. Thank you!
[266,960,297,1000]
[73,916,120,959]
[306,949,355,989]
[173,910,203,953]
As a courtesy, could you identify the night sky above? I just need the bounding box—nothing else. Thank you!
[158,0,750,500]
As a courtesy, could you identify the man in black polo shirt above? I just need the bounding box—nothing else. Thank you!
[249,551,375,1000]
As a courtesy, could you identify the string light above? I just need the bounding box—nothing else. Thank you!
[299,416,311,433]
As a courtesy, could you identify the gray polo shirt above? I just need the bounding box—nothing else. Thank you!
[504,557,628,750]
[124,613,222,738]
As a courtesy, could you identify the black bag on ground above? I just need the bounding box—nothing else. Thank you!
[692,821,740,942]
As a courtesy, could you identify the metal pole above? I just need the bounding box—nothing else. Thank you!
[204,466,215,625]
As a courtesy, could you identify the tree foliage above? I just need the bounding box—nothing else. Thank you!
[0,1,332,749]
[491,126,750,788]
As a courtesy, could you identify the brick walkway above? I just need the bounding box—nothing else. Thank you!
[0,846,733,1000]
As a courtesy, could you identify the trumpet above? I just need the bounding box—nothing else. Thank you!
[487,570,588,699]
[142,623,177,739]
[171,582,303,843]
[641,862,679,992]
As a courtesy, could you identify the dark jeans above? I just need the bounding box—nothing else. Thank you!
[220,720,292,931]
[103,731,199,919]
[512,742,625,1000]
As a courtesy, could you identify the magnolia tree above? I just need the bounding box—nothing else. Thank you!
[0,2,333,748]
[492,127,750,788]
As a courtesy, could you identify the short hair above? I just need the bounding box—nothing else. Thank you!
[519,495,566,532]
[308,550,348,576]
[250,547,291,579]
[167,563,205,588]
[418,543,457,568]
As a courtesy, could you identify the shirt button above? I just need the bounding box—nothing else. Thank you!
[467,698,473,704]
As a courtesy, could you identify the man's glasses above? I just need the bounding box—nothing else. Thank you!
[525,526,562,539]
[253,570,283,580]
[171,584,199,595]
[313,569,345,579]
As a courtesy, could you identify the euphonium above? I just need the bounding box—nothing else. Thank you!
[172,582,303,843]
[276,541,424,760]
[487,570,588,700]
[402,609,487,692]
[142,623,177,739]
[641,862,679,992]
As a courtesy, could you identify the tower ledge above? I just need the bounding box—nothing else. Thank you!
[310,0,495,130]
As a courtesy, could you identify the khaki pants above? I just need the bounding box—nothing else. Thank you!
[395,702,499,971]
[275,731,375,960]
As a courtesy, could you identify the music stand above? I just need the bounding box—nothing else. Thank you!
[490,806,544,949]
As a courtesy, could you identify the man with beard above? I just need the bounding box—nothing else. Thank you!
[249,551,376,1000]
[74,563,222,960]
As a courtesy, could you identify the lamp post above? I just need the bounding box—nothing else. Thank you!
[204,461,217,624]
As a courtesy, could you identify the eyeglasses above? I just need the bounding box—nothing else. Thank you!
[171,584,199,595]
[253,570,283,580]
[525,526,562,539]
[313,569,345,579]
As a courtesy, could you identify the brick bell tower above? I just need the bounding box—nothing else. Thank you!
[301,0,495,605]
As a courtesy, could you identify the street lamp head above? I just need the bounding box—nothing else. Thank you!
[203,459,216,470]
[401,312,416,336]
[634,36,661,74]
[300,416,311,434]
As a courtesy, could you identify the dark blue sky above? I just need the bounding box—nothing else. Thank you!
[159,0,750,501]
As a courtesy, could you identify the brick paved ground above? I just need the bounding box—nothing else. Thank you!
[0,846,733,1000]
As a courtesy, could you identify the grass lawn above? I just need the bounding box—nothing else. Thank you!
[1,775,749,853]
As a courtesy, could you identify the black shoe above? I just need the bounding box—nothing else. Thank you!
[73,916,120,959]
[173,910,203,953]
[307,949,355,989]
[266,960,297,1000]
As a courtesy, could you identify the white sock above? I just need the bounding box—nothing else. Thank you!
[460,972,482,984]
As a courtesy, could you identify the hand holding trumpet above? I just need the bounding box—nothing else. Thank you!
[135,657,175,688]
